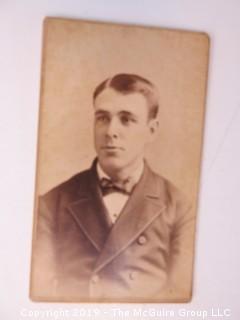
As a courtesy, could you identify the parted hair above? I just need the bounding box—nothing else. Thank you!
[93,73,159,119]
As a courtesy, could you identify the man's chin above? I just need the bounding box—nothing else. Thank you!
[98,157,125,173]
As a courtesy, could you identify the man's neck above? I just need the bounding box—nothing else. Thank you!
[97,159,144,183]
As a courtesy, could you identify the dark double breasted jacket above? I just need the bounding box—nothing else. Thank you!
[30,160,195,302]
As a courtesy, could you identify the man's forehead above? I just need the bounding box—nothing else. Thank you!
[94,88,149,114]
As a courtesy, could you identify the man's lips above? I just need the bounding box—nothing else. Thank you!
[101,146,124,151]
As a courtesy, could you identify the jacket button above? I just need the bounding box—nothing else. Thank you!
[129,271,137,280]
[138,235,147,245]
[91,274,100,284]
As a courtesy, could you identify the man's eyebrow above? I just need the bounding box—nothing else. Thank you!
[94,109,110,115]
[118,111,137,118]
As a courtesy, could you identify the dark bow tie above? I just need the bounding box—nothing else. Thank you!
[100,177,135,195]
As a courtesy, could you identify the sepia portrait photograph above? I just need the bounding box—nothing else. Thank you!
[30,17,209,303]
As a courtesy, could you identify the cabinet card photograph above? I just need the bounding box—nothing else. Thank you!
[30,17,209,303]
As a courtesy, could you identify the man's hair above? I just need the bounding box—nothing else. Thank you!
[93,73,159,119]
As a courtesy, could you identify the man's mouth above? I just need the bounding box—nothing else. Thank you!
[101,146,124,151]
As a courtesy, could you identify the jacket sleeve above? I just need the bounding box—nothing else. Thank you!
[167,195,195,302]
[30,189,60,300]
[158,186,195,302]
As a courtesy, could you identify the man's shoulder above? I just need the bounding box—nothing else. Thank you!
[147,165,190,208]
[40,166,93,201]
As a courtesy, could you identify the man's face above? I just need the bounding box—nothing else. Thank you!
[93,88,158,177]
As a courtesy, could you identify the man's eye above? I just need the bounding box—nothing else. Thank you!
[121,115,133,125]
[96,115,109,123]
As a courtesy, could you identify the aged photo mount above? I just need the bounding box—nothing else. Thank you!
[30,17,209,303]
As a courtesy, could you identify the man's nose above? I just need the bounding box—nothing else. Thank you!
[106,118,119,138]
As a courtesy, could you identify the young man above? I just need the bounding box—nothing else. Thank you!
[31,74,194,302]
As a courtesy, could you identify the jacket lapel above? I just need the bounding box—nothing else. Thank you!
[67,162,112,252]
[94,164,167,272]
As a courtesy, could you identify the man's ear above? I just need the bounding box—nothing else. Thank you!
[148,118,159,141]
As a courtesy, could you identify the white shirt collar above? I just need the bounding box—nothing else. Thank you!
[97,160,144,185]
